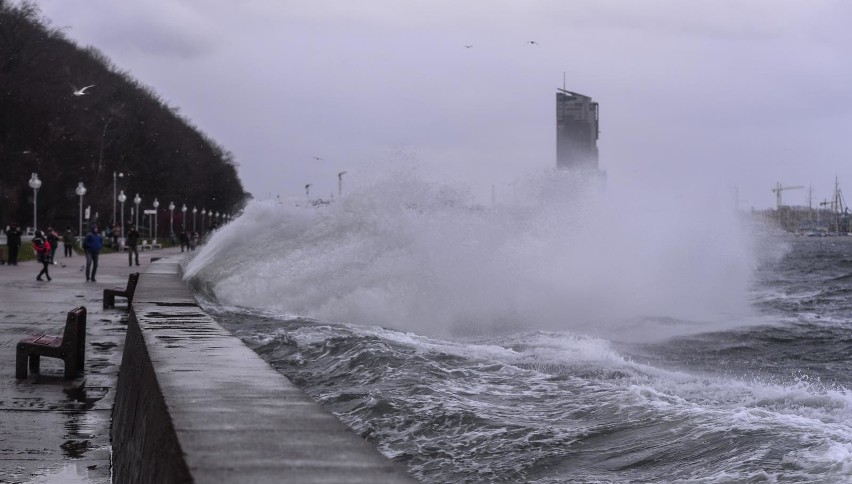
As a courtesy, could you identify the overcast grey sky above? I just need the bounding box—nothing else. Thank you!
[33,0,852,209]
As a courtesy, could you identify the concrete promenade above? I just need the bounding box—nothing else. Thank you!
[0,246,183,483]
[114,258,417,483]
[2,247,417,483]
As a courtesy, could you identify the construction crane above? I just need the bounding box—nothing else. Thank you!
[772,182,804,210]
[819,176,848,233]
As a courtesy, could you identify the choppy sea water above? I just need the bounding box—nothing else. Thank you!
[185,175,852,482]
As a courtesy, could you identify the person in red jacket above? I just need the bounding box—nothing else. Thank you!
[32,231,52,281]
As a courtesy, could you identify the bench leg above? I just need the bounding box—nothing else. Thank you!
[16,350,28,379]
[104,293,115,309]
[28,354,40,376]
[77,339,85,372]
[64,353,78,379]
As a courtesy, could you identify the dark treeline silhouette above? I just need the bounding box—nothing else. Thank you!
[0,1,249,233]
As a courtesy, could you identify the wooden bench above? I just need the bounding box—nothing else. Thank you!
[140,240,152,251]
[16,306,87,379]
[103,272,140,310]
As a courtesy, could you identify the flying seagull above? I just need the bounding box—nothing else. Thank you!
[464,44,473,49]
[525,41,539,46]
[312,156,324,161]
[72,84,95,96]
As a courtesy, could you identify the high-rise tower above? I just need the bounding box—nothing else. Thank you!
[556,89,599,170]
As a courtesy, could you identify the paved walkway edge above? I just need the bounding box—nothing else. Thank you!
[111,257,417,483]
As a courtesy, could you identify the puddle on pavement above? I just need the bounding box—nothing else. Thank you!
[60,439,92,458]
[89,341,117,353]
[63,386,107,411]
[19,462,105,483]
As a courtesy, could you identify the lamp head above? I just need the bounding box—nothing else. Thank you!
[28,173,42,189]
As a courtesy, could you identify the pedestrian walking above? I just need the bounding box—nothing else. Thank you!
[83,225,103,282]
[126,225,140,266]
[46,227,59,264]
[179,231,189,252]
[62,227,75,257]
[32,231,51,281]
[112,223,120,248]
[5,222,22,265]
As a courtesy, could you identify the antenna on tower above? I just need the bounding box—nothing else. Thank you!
[563,72,566,91]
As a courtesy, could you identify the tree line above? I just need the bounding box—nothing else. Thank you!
[0,0,249,233]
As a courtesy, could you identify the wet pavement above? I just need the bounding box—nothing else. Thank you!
[0,246,185,483]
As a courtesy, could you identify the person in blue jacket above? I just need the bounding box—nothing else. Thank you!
[82,225,104,282]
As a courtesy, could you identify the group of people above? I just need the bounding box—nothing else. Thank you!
[4,223,106,282]
[5,222,202,281]
[30,225,104,282]
[177,230,200,252]
[5,223,76,267]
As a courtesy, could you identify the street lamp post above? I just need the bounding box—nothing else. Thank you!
[152,198,160,243]
[133,194,141,231]
[112,171,124,226]
[169,202,175,236]
[201,209,206,237]
[28,173,41,231]
[75,182,87,238]
[192,206,197,232]
[181,204,187,231]
[338,171,347,197]
[117,190,127,241]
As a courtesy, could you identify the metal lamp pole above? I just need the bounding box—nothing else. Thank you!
[169,202,175,236]
[112,171,124,226]
[338,171,347,197]
[152,198,160,243]
[117,190,127,239]
[75,182,87,238]
[181,204,187,231]
[133,194,141,231]
[192,206,197,232]
[201,209,206,237]
[28,173,41,231]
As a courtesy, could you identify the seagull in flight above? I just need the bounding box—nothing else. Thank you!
[72,84,95,96]
[464,44,473,49]
[312,156,324,161]
[525,41,539,46]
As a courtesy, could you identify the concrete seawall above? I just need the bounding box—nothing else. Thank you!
[112,257,416,483]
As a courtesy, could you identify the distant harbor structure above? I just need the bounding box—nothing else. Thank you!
[556,88,599,171]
